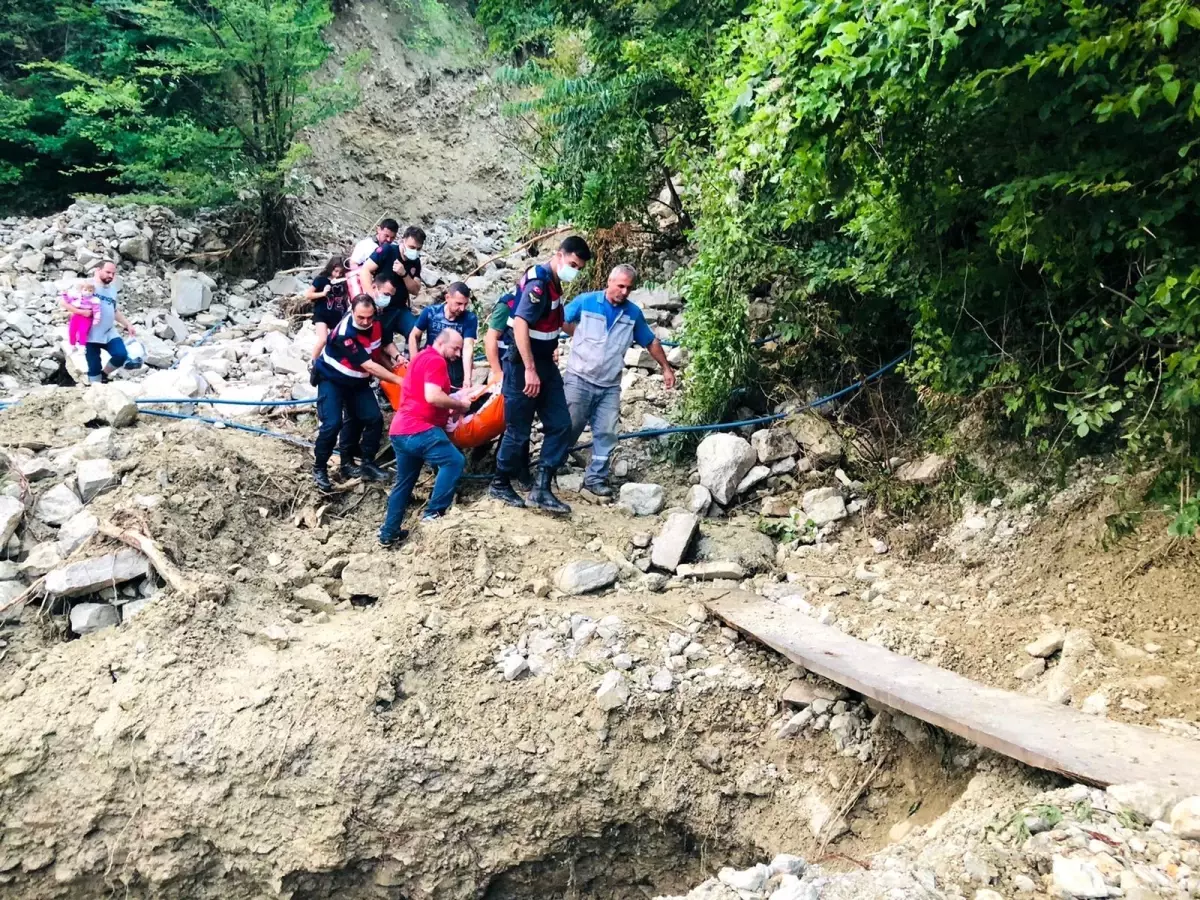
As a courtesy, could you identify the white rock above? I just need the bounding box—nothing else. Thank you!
[686,484,712,515]
[35,483,83,525]
[787,411,844,466]
[5,310,35,339]
[69,602,121,635]
[618,483,665,516]
[18,541,62,579]
[1107,782,1185,823]
[651,511,699,572]
[76,458,117,503]
[553,560,619,595]
[1026,632,1065,658]
[57,510,99,555]
[697,433,757,505]
[805,495,847,526]
[595,670,629,711]
[717,864,770,894]
[267,274,306,296]
[1081,692,1109,716]
[1169,796,1200,840]
[501,655,528,681]
[896,453,949,484]
[767,853,807,877]
[0,497,23,547]
[650,668,674,692]
[768,875,818,900]
[45,550,150,598]
[675,561,745,581]
[83,383,138,427]
[736,465,771,495]
[171,270,213,316]
[341,553,389,600]
[1051,856,1109,899]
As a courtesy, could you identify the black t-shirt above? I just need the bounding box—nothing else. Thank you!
[311,276,350,328]
[368,244,422,299]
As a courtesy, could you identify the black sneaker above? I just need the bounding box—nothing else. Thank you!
[582,481,613,498]
[312,467,333,492]
[340,462,363,480]
[378,528,410,549]
[360,462,390,482]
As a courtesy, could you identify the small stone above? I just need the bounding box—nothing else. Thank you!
[292,584,335,613]
[1011,874,1036,894]
[45,550,150,598]
[553,560,619,595]
[870,538,889,554]
[896,453,949,484]
[612,653,634,671]
[761,496,791,517]
[736,465,771,495]
[1051,856,1108,899]
[686,484,712,515]
[1015,658,1046,681]
[631,532,652,549]
[501,655,528,681]
[751,428,800,464]
[686,602,707,623]
[595,670,629,711]
[1081,692,1109,715]
[57,510,99,555]
[767,854,806,878]
[650,668,674,692]
[76,458,118,503]
[675,561,744,581]
[0,497,23,547]
[1026,632,1065,658]
[35,483,84,526]
[618,483,665,516]
[650,511,699,573]
[718,864,770,894]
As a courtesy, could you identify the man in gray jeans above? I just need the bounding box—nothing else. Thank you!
[562,264,676,497]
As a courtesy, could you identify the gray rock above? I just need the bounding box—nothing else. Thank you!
[6,310,35,339]
[1025,632,1065,658]
[553,560,620,595]
[897,453,949,484]
[118,235,151,263]
[501,655,528,681]
[76,458,117,503]
[806,495,847,526]
[629,287,682,311]
[595,670,629,710]
[736,465,771,495]
[69,602,120,635]
[140,334,175,369]
[17,251,45,273]
[0,497,23,547]
[1106,782,1185,823]
[292,583,335,613]
[651,511,699,572]
[112,219,141,239]
[267,274,306,296]
[751,428,799,464]
[618,482,664,516]
[1170,796,1200,839]
[120,596,151,621]
[35,483,83,526]
[623,346,657,370]
[1015,659,1045,681]
[0,582,24,624]
[697,433,757,505]
[0,561,18,581]
[163,312,189,343]
[83,383,137,427]
[1050,856,1108,899]
[57,510,98,555]
[18,541,62,579]
[650,668,674,692]
[17,456,55,482]
[45,550,150,597]
[787,411,844,466]
[341,553,389,600]
[686,484,712,515]
[676,561,744,581]
[171,270,213,317]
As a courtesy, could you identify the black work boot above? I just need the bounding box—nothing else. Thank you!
[582,480,613,498]
[360,461,390,482]
[340,461,363,480]
[528,468,571,515]
[312,466,333,492]
[514,468,533,493]
[488,474,526,508]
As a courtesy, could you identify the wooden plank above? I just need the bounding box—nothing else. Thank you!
[706,591,1200,793]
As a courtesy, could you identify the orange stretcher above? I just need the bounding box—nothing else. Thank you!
[380,363,507,451]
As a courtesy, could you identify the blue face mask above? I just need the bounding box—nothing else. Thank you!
[404,247,421,261]
[376,293,393,310]
[558,264,580,283]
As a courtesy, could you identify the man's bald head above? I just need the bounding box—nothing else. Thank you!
[433,328,464,362]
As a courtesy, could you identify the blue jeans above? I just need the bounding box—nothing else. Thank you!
[497,354,572,474]
[564,373,621,487]
[380,429,465,540]
[314,377,382,470]
[85,338,128,380]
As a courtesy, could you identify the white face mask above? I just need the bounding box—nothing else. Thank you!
[375,294,393,310]
[558,264,580,283]
[404,247,420,261]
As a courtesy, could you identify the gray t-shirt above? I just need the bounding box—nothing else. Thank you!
[86,283,119,344]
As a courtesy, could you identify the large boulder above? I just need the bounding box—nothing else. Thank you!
[83,383,138,427]
[750,428,799,464]
[171,270,213,317]
[786,411,844,467]
[44,550,150,598]
[118,235,152,263]
[553,560,620,596]
[697,434,757,505]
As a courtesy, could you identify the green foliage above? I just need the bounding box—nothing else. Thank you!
[1,0,355,268]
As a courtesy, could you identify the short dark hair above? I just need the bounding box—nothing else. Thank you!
[379,218,399,233]
[559,235,592,262]
[445,281,471,300]
[372,272,392,289]
[402,225,426,245]
[352,294,376,312]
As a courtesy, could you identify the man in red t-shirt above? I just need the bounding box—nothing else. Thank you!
[379,330,471,547]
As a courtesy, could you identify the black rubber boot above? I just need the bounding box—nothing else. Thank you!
[340,462,363,480]
[488,474,526,508]
[528,468,571,515]
[312,467,333,492]
[514,468,533,493]
[360,461,390,482]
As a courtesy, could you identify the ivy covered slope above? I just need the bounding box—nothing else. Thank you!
[479,0,1200,529]
[0,0,357,267]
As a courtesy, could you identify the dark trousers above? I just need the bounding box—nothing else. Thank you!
[85,339,128,379]
[379,429,465,539]
[497,354,572,474]
[314,377,382,470]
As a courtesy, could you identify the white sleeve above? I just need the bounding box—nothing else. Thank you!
[349,238,376,267]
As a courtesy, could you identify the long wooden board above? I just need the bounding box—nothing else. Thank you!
[705,591,1200,793]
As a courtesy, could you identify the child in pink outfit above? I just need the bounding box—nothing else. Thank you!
[63,281,99,346]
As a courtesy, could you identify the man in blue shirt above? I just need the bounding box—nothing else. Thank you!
[408,282,478,388]
[562,264,676,497]
[84,260,139,383]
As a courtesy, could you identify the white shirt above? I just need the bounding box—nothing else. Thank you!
[349,238,379,268]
